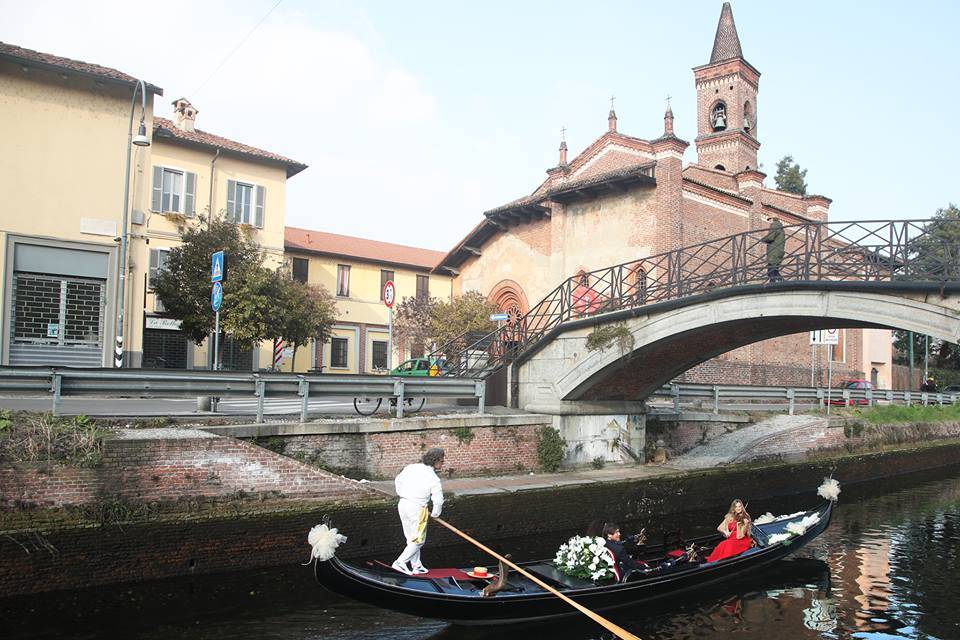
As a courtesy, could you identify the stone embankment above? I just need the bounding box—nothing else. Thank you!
[2,409,960,597]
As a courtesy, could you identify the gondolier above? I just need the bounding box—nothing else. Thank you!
[392,448,445,575]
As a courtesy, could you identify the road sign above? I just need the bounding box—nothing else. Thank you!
[211,251,225,283]
[809,329,840,345]
[490,312,510,322]
[383,280,396,309]
[211,281,223,312]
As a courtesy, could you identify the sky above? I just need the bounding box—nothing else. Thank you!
[2,0,958,251]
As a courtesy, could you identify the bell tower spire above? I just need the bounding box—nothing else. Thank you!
[693,3,760,173]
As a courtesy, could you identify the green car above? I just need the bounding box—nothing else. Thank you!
[390,358,448,377]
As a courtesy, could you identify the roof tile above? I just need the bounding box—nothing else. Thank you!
[0,41,161,93]
[285,227,445,271]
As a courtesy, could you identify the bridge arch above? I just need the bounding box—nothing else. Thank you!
[516,285,960,410]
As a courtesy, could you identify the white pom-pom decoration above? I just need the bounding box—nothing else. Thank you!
[817,477,841,502]
[306,524,347,562]
[754,512,777,525]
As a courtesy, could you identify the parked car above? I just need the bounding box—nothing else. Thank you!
[943,384,960,396]
[390,358,448,377]
[824,379,873,406]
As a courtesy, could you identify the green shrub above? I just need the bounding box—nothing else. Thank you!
[585,323,634,354]
[591,456,606,469]
[536,426,566,472]
[0,411,110,467]
[451,426,476,446]
[252,436,287,455]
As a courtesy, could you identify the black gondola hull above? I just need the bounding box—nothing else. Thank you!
[315,501,833,625]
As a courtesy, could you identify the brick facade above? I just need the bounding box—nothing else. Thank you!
[0,430,379,508]
[436,4,879,402]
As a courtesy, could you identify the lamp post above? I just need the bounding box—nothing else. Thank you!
[114,79,151,368]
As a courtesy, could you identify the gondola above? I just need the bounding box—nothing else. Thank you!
[314,498,834,626]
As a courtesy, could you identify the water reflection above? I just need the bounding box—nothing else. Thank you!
[5,472,960,639]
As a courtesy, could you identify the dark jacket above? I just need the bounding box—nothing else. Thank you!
[605,538,641,575]
[761,220,786,266]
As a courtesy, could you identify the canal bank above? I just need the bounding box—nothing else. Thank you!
[3,435,960,597]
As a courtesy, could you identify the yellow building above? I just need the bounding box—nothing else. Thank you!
[0,42,305,369]
[283,228,450,374]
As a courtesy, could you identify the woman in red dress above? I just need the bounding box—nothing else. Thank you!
[706,499,752,562]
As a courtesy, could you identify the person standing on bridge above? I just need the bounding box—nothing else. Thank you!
[761,218,786,283]
[392,448,445,575]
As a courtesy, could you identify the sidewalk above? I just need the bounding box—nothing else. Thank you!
[368,413,828,498]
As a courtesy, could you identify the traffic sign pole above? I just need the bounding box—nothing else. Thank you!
[383,281,396,372]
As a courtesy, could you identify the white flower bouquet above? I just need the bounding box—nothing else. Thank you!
[553,535,616,581]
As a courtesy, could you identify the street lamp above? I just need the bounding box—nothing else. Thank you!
[114,79,150,368]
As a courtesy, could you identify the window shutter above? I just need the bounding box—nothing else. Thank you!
[184,172,196,216]
[151,166,163,211]
[255,185,265,228]
[226,180,236,222]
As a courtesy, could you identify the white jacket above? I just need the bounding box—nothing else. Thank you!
[395,463,444,517]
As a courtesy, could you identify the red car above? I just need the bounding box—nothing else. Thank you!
[824,379,873,406]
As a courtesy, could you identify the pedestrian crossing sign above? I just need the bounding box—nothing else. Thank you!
[211,250,225,283]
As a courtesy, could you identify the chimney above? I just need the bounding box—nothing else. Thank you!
[559,140,568,165]
[608,109,618,133]
[172,97,198,132]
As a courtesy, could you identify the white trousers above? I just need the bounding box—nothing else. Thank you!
[395,498,427,569]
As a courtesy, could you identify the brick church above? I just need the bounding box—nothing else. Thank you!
[435,3,892,390]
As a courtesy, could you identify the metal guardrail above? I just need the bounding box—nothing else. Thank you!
[649,382,960,416]
[0,367,486,422]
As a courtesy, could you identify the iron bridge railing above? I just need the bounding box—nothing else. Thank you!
[429,218,960,379]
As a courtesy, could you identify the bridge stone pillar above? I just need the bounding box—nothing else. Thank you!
[516,334,648,465]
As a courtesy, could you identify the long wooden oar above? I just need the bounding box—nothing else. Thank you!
[433,516,642,640]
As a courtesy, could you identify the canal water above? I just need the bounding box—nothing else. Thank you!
[4,468,960,640]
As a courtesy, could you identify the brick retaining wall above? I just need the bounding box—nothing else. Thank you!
[0,429,379,508]
[3,442,960,596]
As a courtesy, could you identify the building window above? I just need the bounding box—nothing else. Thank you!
[331,337,349,368]
[380,269,394,300]
[149,248,170,312]
[372,340,388,370]
[292,257,309,283]
[151,167,196,215]
[226,179,265,227]
[336,265,351,297]
[416,274,429,300]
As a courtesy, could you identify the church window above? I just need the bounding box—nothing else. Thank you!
[714,164,726,171]
[743,101,753,132]
[711,102,727,131]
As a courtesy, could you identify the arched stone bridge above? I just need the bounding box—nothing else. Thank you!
[431,218,960,415]
[516,281,960,413]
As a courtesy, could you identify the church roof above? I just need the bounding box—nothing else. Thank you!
[710,2,744,63]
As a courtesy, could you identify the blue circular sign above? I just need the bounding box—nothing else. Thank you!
[211,281,223,312]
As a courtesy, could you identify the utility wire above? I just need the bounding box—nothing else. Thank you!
[193,0,284,96]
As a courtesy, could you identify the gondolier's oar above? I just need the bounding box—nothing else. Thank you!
[433,516,642,640]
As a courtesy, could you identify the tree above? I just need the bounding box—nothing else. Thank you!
[154,215,337,369]
[893,205,960,371]
[154,215,264,345]
[430,291,498,348]
[273,275,337,368]
[392,295,436,356]
[773,155,808,195]
[392,290,498,357]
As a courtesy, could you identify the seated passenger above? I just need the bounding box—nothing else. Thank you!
[603,523,647,576]
[705,499,752,563]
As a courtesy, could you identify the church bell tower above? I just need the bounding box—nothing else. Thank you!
[693,3,760,173]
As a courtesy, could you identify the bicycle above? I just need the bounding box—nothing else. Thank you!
[352,395,425,416]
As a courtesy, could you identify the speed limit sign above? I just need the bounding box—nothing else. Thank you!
[382,280,396,309]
